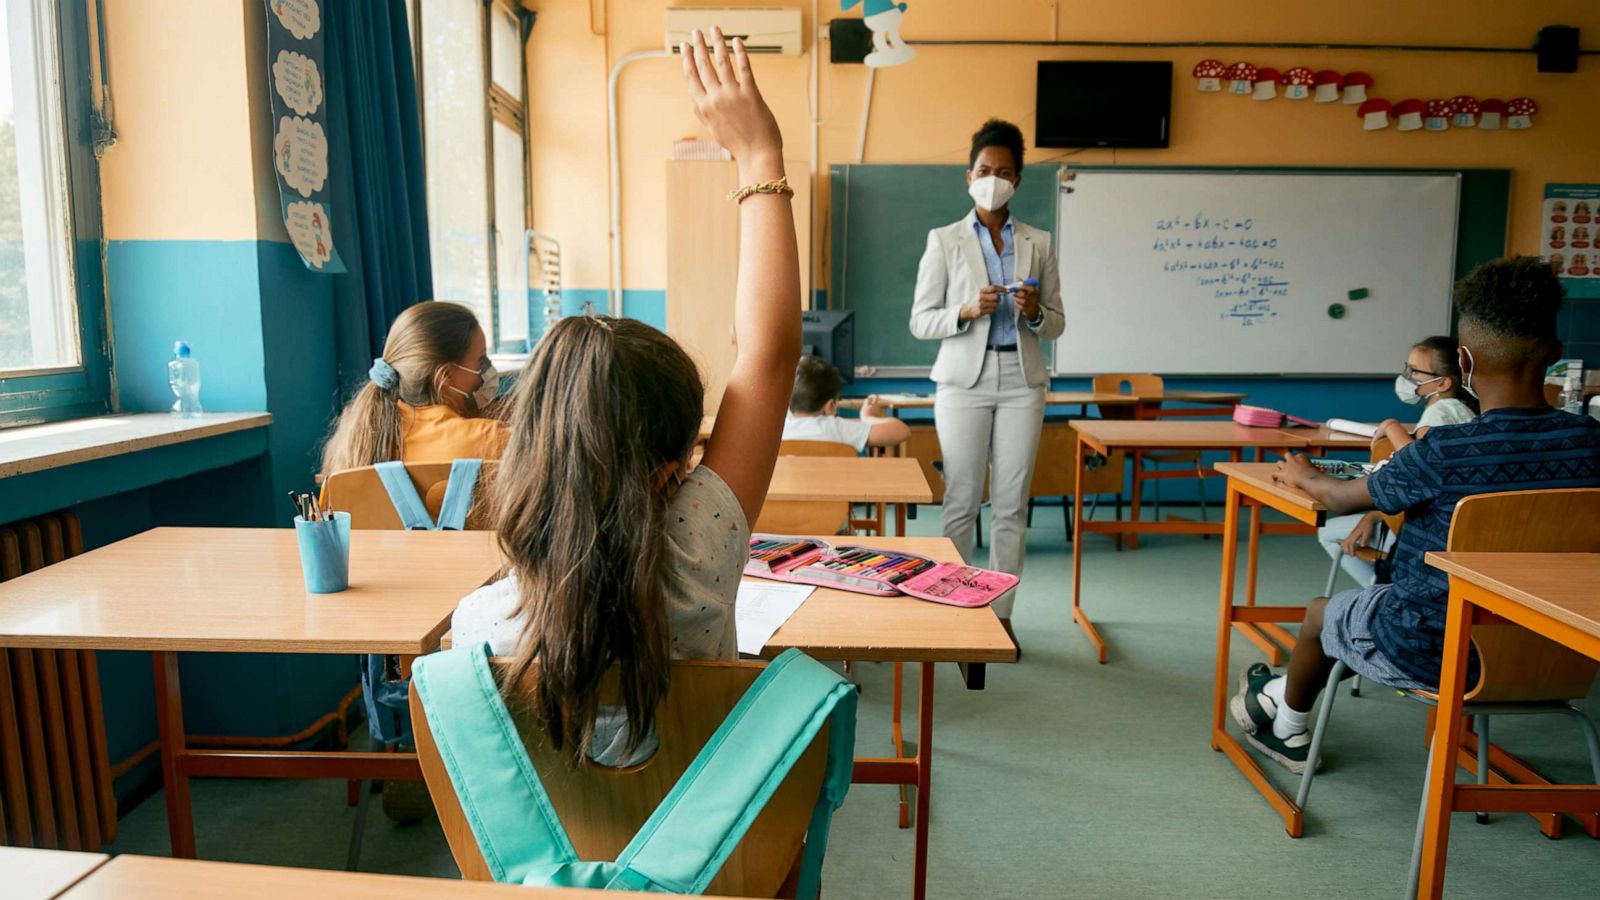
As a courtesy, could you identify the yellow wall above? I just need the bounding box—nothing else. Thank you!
[529,0,1600,295]
[99,0,265,241]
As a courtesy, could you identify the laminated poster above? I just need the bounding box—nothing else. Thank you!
[264,0,345,273]
[1542,184,1600,299]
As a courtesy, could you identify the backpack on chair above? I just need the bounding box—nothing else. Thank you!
[410,645,858,897]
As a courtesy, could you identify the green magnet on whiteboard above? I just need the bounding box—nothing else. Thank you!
[1347,288,1370,301]
[1328,303,1347,319]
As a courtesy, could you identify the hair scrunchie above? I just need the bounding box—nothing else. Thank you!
[368,357,399,390]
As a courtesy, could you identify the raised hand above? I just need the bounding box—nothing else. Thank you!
[681,28,782,166]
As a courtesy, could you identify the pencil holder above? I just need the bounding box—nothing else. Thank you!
[294,512,351,593]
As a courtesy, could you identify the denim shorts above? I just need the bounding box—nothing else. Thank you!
[1319,584,1432,692]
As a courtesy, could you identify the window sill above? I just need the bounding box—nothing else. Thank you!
[0,412,273,479]
[488,351,529,374]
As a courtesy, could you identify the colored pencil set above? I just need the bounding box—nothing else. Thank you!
[744,534,1019,607]
[809,546,937,587]
[746,538,830,574]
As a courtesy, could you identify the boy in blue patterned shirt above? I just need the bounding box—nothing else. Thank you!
[1232,257,1600,773]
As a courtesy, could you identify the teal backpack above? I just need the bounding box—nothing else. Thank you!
[363,458,486,747]
[410,645,858,896]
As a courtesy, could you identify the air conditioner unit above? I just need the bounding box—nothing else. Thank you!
[664,8,803,56]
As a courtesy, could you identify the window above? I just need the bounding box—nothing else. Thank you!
[417,0,531,356]
[0,0,108,426]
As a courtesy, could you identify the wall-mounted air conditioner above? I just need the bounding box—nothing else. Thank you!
[664,8,803,56]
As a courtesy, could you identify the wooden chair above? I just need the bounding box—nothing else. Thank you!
[1093,373,1210,546]
[1027,420,1126,546]
[754,441,869,536]
[410,659,828,898]
[321,461,499,530]
[1297,489,1600,859]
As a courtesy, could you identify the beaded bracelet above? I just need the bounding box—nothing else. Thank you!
[727,175,794,204]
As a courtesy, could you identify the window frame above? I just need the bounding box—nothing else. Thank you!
[0,0,111,428]
[412,0,533,358]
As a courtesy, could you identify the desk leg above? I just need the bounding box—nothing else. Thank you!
[895,501,907,537]
[152,651,196,858]
[892,661,910,829]
[1071,432,1106,662]
[1417,589,1476,898]
[912,662,934,900]
[1127,450,1144,551]
[1232,494,1286,666]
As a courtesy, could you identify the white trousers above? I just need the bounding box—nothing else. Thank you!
[934,351,1045,619]
[1317,513,1396,588]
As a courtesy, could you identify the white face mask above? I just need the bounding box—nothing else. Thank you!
[1394,372,1443,406]
[968,175,1016,213]
[449,363,500,412]
[1457,346,1478,399]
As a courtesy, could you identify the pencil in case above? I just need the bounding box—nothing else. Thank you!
[744,535,833,579]
[1233,404,1319,429]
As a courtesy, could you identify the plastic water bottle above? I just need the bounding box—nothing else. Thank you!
[168,341,202,418]
[1561,369,1583,416]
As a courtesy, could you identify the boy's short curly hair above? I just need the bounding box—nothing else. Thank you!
[1453,256,1564,343]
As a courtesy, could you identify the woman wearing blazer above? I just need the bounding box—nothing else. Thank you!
[908,119,1065,643]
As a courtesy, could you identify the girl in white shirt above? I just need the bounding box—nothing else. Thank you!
[452,28,799,767]
[1320,335,1477,586]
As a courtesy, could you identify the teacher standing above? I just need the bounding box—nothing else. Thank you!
[909,119,1064,644]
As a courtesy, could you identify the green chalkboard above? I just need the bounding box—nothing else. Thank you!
[828,164,1060,373]
[829,164,1510,372]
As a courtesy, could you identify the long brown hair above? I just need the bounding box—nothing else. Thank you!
[320,301,481,474]
[495,315,704,763]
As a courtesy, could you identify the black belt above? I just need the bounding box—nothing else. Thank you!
[987,343,1018,353]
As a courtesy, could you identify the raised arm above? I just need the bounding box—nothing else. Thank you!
[688,28,802,525]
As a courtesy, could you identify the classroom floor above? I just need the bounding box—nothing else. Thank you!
[104,506,1600,898]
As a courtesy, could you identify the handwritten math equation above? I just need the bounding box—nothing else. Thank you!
[1151,213,1288,326]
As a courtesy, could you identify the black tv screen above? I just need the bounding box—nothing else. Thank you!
[1036,61,1172,149]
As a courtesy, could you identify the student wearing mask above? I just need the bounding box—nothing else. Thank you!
[320,300,508,474]
[909,118,1065,645]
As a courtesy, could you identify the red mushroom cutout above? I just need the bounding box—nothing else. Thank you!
[1424,99,1452,131]
[1393,99,1425,132]
[1506,97,1537,130]
[1357,97,1393,130]
[1225,62,1257,95]
[1312,69,1342,103]
[1252,67,1281,101]
[1280,67,1315,100]
[1193,59,1227,92]
[1340,71,1374,105]
[1478,98,1506,130]
[1450,96,1480,128]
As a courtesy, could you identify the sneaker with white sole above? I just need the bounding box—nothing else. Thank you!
[1243,726,1316,775]
[1229,663,1278,735]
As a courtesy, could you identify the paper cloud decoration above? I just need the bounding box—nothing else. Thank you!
[274,115,329,198]
[272,50,324,117]
[270,0,321,41]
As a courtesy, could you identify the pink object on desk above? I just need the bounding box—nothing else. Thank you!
[1232,404,1318,429]
[744,535,1017,607]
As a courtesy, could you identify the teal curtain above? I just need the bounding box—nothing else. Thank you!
[323,0,432,389]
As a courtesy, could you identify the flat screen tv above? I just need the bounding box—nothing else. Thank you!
[1035,61,1172,149]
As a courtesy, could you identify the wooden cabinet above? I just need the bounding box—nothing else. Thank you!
[665,160,809,413]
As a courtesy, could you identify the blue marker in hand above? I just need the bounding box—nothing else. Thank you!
[1002,277,1039,294]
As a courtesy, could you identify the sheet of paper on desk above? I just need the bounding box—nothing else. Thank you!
[1326,418,1378,438]
[736,581,815,655]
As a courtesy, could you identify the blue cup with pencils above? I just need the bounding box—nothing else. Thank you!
[292,492,350,593]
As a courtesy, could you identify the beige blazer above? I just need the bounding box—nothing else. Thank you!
[908,215,1065,389]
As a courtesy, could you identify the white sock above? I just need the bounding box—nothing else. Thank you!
[1273,699,1309,740]
[1263,675,1287,707]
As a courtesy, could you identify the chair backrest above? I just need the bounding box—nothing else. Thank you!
[1031,422,1124,498]
[1093,372,1163,420]
[323,461,498,530]
[754,440,855,534]
[1446,489,1600,703]
[1368,437,1405,535]
[410,659,829,897]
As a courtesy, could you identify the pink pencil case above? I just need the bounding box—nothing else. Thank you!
[743,534,1017,608]
[1233,404,1319,429]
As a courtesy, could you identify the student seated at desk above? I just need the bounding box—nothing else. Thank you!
[783,355,911,453]
[451,30,798,767]
[1235,257,1600,773]
[320,301,507,474]
[1318,335,1477,586]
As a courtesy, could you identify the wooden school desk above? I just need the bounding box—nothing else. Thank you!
[0,528,501,860]
[1206,462,1328,837]
[1416,552,1600,899]
[0,846,109,900]
[1069,423,1310,662]
[842,390,1143,417]
[766,455,933,534]
[1135,389,1247,418]
[57,854,750,899]
[762,535,1016,900]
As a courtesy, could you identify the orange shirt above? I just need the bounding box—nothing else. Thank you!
[398,402,509,463]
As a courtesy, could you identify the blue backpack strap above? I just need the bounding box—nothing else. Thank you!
[411,643,588,885]
[373,461,436,530]
[607,648,858,895]
[435,459,483,531]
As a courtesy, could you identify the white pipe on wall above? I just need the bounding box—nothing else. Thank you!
[854,67,875,163]
[607,49,670,318]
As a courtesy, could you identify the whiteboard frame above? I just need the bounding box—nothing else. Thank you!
[1049,166,1461,379]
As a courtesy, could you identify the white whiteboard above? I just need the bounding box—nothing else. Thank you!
[1052,171,1460,376]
